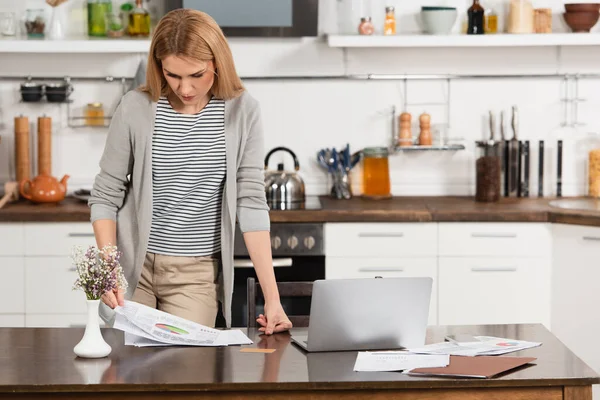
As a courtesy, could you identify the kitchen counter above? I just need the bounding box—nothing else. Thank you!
[1,196,600,226]
[0,324,597,399]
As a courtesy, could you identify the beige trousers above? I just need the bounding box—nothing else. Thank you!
[131,252,220,327]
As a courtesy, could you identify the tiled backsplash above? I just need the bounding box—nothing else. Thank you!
[1,0,600,197]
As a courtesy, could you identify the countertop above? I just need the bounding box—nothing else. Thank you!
[0,324,597,397]
[2,196,600,226]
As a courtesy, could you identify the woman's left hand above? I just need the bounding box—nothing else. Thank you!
[257,301,292,335]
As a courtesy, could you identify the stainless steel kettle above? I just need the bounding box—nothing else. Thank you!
[264,147,306,210]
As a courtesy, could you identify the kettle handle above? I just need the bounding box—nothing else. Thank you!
[19,179,33,201]
[264,147,300,171]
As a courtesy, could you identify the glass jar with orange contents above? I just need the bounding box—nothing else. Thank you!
[362,147,391,199]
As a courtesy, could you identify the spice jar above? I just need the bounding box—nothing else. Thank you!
[475,140,502,202]
[24,9,46,38]
[484,8,498,33]
[85,103,105,126]
[384,6,396,35]
[534,8,552,33]
[589,149,600,197]
[358,17,374,35]
[87,0,112,37]
[361,147,391,199]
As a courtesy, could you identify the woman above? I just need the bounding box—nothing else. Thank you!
[88,8,291,335]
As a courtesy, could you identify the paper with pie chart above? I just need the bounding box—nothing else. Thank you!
[408,336,541,357]
[113,300,252,347]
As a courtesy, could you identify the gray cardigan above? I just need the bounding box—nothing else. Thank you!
[88,89,270,327]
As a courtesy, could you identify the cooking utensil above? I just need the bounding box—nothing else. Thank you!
[517,141,523,197]
[264,146,306,209]
[501,111,510,197]
[538,140,544,197]
[557,140,563,197]
[45,81,72,103]
[508,106,519,197]
[0,182,18,209]
[522,140,530,197]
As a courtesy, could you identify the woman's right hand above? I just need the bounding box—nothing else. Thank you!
[101,288,125,309]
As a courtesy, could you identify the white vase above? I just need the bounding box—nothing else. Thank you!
[47,5,66,40]
[74,299,112,359]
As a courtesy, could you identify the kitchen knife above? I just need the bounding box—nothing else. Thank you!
[508,106,519,197]
[517,141,523,197]
[538,140,544,197]
[501,111,509,197]
[523,140,530,197]
[557,140,563,197]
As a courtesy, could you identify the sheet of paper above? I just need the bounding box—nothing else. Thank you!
[407,336,542,357]
[114,300,253,347]
[353,352,450,372]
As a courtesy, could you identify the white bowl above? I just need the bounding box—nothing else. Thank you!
[419,9,458,35]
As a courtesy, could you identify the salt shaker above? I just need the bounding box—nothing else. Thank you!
[358,17,374,35]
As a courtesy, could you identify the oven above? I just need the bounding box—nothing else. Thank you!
[164,0,319,37]
[228,222,325,327]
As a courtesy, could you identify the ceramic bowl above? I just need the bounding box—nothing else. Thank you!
[563,11,600,32]
[419,8,458,34]
[564,3,600,13]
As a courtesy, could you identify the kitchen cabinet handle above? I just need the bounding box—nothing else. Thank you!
[358,233,404,238]
[68,233,95,238]
[583,236,600,242]
[359,267,404,272]
[471,267,517,272]
[234,258,292,268]
[470,233,517,238]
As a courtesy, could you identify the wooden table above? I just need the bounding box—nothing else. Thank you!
[0,324,598,399]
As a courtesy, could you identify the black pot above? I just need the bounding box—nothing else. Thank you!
[20,82,43,102]
[45,82,72,103]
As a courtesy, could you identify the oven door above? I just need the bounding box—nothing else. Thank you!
[231,255,325,327]
[165,0,319,37]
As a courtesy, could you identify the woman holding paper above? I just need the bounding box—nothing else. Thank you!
[88,9,291,335]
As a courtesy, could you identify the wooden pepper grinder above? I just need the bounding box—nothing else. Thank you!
[14,115,30,182]
[398,112,412,147]
[38,116,52,176]
[419,112,433,146]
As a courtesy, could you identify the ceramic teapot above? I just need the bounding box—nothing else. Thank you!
[19,174,70,203]
[264,147,305,209]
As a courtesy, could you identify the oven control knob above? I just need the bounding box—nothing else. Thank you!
[287,235,299,249]
[271,236,282,250]
[304,236,316,250]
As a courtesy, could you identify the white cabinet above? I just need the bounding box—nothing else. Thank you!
[24,223,95,256]
[325,223,437,257]
[25,257,87,314]
[438,257,550,326]
[326,257,438,325]
[0,314,25,327]
[552,224,600,377]
[0,257,25,313]
[0,224,24,256]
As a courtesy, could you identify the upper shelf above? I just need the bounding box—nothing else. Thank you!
[0,36,151,53]
[327,33,600,48]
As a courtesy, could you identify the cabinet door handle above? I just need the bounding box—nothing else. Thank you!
[471,233,517,238]
[358,232,404,238]
[359,267,404,273]
[68,233,95,238]
[471,267,517,272]
[583,236,600,241]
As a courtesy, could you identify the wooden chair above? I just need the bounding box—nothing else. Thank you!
[246,277,313,328]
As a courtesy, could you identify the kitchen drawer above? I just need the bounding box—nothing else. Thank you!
[0,257,25,313]
[0,314,25,327]
[438,257,550,327]
[325,223,437,257]
[25,314,105,328]
[438,223,551,257]
[0,223,24,256]
[24,223,95,256]
[25,257,87,314]
[326,257,438,325]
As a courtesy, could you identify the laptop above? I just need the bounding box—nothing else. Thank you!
[290,277,432,352]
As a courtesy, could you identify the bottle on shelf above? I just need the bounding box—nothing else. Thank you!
[128,0,151,37]
[384,6,396,35]
[358,17,374,35]
[467,0,485,34]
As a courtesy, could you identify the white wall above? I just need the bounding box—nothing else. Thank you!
[1,0,600,196]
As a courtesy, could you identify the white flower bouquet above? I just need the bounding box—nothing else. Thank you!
[72,245,128,300]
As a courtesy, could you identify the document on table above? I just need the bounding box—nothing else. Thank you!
[114,300,253,347]
[407,336,541,357]
[353,352,450,372]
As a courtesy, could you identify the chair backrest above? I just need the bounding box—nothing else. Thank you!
[246,277,313,328]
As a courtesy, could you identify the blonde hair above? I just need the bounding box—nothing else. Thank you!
[141,9,244,101]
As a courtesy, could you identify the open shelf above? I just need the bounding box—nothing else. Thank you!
[394,144,466,152]
[327,33,600,48]
[0,35,151,53]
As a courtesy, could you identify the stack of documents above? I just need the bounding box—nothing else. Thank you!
[114,301,253,347]
[353,352,450,372]
[407,336,541,357]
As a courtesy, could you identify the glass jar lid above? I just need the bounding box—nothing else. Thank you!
[363,147,389,158]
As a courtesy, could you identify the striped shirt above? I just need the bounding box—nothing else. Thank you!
[147,96,226,256]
